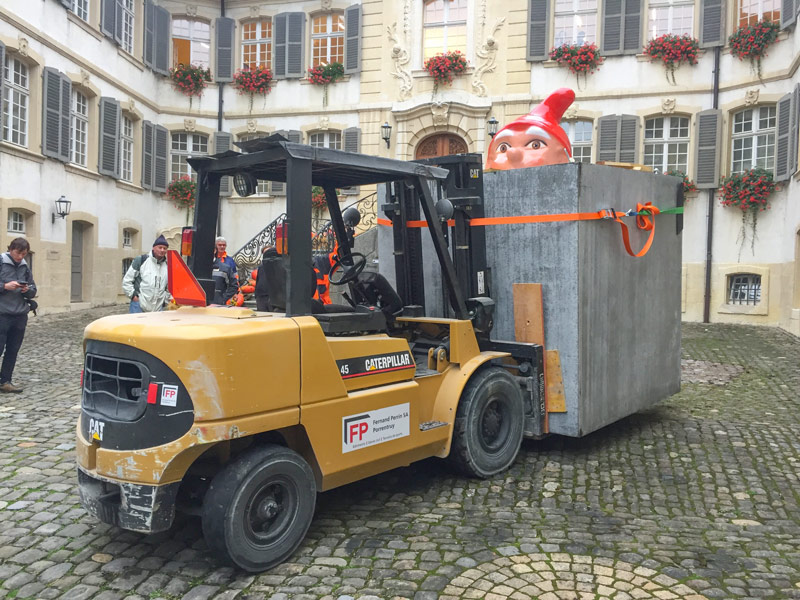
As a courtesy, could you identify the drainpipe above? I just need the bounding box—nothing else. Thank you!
[702,46,721,323]
[217,0,226,236]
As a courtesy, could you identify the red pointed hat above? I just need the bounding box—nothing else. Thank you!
[495,87,576,156]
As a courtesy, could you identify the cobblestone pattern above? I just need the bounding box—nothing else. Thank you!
[1,311,799,600]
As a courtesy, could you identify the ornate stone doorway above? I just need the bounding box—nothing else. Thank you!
[414,133,468,160]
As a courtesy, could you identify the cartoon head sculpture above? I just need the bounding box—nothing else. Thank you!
[485,87,576,171]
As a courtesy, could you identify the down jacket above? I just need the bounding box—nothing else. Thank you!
[0,253,37,316]
[122,252,169,312]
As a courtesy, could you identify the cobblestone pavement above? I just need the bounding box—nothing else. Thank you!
[1,307,799,600]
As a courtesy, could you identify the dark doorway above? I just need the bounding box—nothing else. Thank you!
[71,222,84,301]
[415,133,468,160]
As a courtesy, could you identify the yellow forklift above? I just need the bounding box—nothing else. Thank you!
[76,137,545,572]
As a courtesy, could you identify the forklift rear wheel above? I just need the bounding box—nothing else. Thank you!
[448,367,524,478]
[201,444,316,572]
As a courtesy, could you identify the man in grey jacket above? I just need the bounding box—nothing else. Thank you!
[0,238,37,393]
[122,235,170,312]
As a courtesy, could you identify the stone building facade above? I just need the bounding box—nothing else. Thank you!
[0,0,798,334]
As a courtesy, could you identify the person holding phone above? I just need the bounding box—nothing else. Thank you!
[0,237,37,393]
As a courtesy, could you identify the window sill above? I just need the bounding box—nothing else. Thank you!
[228,195,275,204]
[65,163,101,180]
[410,67,476,78]
[67,11,103,40]
[116,180,144,194]
[299,75,352,85]
[0,142,45,164]
[118,48,145,71]
[717,302,768,316]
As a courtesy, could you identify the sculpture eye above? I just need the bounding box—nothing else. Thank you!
[527,139,546,150]
[496,142,510,153]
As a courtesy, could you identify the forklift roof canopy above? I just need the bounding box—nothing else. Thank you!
[187,135,449,188]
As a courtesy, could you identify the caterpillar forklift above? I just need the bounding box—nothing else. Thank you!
[76,136,545,572]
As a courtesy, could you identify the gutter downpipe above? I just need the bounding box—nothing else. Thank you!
[217,0,226,237]
[703,45,721,323]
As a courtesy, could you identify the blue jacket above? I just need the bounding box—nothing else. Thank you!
[0,253,37,316]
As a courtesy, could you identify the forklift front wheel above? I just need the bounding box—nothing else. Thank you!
[448,367,524,479]
[201,444,316,572]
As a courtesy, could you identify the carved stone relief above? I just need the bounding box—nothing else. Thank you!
[80,69,91,87]
[472,0,505,98]
[744,88,760,106]
[186,5,197,17]
[661,98,676,114]
[563,104,579,120]
[321,0,332,9]
[249,6,260,18]
[246,119,257,133]
[387,22,413,101]
[17,37,29,57]
[318,116,330,130]
[431,102,449,126]
[184,118,196,132]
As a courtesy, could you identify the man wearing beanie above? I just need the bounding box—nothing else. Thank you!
[485,87,576,171]
[122,235,170,313]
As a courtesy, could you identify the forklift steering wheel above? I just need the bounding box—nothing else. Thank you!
[329,252,367,286]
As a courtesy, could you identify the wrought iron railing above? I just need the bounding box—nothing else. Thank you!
[232,191,378,277]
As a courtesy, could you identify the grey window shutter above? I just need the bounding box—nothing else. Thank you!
[42,68,61,160]
[597,115,621,162]
[619,114,639,163]
[781,0,797,29]
[791,84,800,177]
[286,13,305,78]
[142,120,154,189]
[288,130,302,144]
[98,97,121,178]
[153,125,168,192]
[700,0,725,48]
[113,0,124,45]
[274,13,287,78]
[215,131,233,196]
[527,0,549,61]
[154,6,170,76]
[602,0,623,54]
[60,0,71,8]
[59,74,71,161]
[774,92,793,182]
[623,0,642,53]
[0,42,4,109]
[143,0,155,69]
[344,4,362,74]
[694,109,722,189]
[342,127,361,194]
[216,18,235,82]
[101,0,116,41]
[270,130,288,194]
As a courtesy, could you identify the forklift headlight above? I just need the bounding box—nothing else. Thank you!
[233,172,258,197]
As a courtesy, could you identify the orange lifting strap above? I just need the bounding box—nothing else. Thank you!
[376,201,665,258]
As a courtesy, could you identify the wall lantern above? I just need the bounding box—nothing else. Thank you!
[52,195,71,224]
[487,116,499,138]
[381,122,392,148]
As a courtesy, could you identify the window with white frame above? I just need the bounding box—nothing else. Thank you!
[309,131,341,150]
[172,19,211,68]
[2,54,29,147]
[644,116,690,175]
[171,132,208,181]
[738,0,780,27]
[71,0,89,22]
[731,106,776,175]
[242,20,272,70]
[423,0,468,60]
[647,0,694,38]
[70,91,89,167]
[7,210,25,234]
[121,0,135,54]
[122,257,133,277]
[311,13,345,67]
[123,228,133,247]
[120,115,134,182]
[727,273,761,305]
[239,134,270,195]
[554,0,598,47]
[562,120,593,163]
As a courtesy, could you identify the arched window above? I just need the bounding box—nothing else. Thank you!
[309,131,342,150]
[7,210,26,235]
[242,20,272,70]
[562,120,593,163]
[239,133,271,195]
[171,132,208,181]
[423,0,467,60]
[70,0,89,22]
[647,0,694,38]
[554,0,598,47]
[731,106,775,175]
[2,53,30,147]
[172,19,210,68]
[727,273,761,305]
[738,0,780,28]
[644,115,690,174]
[120,115,134,182]
[121,0,135,54]
[70,90,89,167]
[311,13,345,67]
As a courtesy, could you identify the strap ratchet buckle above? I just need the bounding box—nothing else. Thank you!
[599,208,618,220]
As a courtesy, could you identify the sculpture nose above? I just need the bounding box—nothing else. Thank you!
[506,147,524,165]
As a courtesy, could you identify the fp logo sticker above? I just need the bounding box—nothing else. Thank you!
[88,418,105,442]
[342,403,410,453]
[161,384,178,407]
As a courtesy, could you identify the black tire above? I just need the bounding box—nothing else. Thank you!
[447,367,525,478]
[201,444,316,572]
